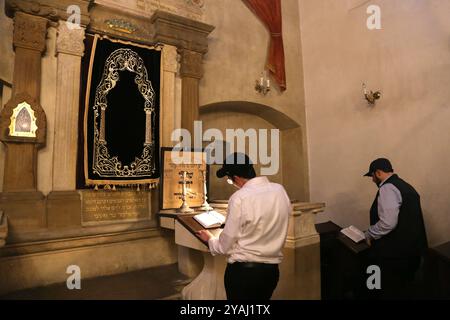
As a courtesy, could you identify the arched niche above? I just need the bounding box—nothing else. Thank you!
[199,101,309,202]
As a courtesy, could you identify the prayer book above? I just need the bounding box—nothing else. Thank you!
[193,210,226,229]
[340,225,366,243]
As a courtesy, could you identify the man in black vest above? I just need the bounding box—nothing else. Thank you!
[363,158,428,299]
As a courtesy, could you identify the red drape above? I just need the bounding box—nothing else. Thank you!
[242,0,287,91]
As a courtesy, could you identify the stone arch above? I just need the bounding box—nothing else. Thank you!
[199,101,309,202]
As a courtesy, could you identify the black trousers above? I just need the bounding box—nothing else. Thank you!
[224,262,279,300]
[355,255,421,299]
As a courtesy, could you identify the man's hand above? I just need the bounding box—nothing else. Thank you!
[363,230,373,246]
[196,229,213,242]
[365,234,372,247]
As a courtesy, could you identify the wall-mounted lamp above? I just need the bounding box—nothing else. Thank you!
[363,83,381,104]
[255,70,271,95]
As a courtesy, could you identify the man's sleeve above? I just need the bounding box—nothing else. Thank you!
[208,195,242,256]
[366,183,402,240]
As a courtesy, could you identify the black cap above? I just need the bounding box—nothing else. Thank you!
[216,152,254,178]
[364,158,394,176]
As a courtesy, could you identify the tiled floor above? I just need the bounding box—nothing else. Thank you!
[1,263,189,300]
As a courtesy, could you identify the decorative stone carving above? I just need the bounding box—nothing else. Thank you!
[96,0,205,21]
[88,4,154,45]
[105,18,138,34]
[56,21,85,56]
[13,11,48,53]
[151,10,214,54]
[185,0,204,8]
[179,49,203,79]
[6,0,58,20]
[285,202,325,248]
[5,0,92,27]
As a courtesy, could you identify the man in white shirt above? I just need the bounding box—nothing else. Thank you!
[197,152,291,300]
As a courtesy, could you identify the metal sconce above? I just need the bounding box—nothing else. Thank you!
[363,83,381,104]
[255,70,271,95]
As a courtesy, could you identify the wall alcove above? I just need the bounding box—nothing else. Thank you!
[199,101,309,202]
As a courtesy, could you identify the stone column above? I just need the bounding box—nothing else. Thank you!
[52,21,85,191]
[0,11,49,233]
[179,49,203,135]
[161,45,179,147]
[46,21,85,230]
[2,11,48,192]
[176,49,204,278]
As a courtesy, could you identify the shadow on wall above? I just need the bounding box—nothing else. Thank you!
[323,191,370,230]
[199,101,309,203]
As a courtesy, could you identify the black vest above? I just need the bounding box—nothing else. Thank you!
[369,174,428,258]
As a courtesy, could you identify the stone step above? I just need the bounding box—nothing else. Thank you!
[0,263,189,300]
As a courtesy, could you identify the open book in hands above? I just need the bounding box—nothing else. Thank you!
[193,210,226,229]
[341,225,366,243]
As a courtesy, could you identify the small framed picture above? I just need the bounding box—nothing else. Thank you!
[160,147,208,210]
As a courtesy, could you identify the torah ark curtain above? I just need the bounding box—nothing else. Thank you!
[83,35,161,187]
[242,0,287,91]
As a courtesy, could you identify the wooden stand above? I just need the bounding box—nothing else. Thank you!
[175,215,226,299]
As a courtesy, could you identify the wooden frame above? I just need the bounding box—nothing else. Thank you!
[160,147,209,210]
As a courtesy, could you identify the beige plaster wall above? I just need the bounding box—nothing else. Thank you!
[201,0,306,125]
[199,0,309,200]
[299,0,450,246]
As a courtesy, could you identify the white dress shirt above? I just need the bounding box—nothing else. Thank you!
[208,176,291,264]
[366,176,402,240]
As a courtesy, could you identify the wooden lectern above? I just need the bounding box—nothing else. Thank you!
[174,214,226,299]
[159,201,326,300]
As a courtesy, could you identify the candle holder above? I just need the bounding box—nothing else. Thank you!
[199,170,213,211]
[255,70,271,95]
[175,171,194,213]
[362,83,381,105]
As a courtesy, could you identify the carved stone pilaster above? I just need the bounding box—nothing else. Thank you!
[6,0,92,27]
[177,49,203,133]
[161,45,179,146]
[179,49,203,79]
[56,21,85,57]
[163,45,179,73]
[52,21,85,191]
[13,11,48,53]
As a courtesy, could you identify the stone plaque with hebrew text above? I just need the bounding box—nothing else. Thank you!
[80,190,150,225]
